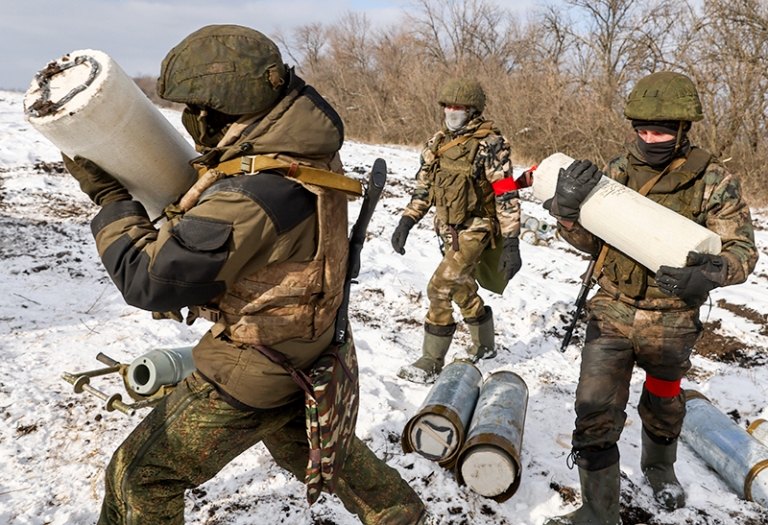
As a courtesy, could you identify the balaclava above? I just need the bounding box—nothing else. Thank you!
[445,107,469,131]
[632,119,690,169]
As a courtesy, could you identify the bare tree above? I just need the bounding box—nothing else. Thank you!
[271,0,768,202]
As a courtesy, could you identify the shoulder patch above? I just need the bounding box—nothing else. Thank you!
[202,172,317,235]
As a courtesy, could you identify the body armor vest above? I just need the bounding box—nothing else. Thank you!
[600,147,713,300]
[428,129,497,225]
[211,157,348,347]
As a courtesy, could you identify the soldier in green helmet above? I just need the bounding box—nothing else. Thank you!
[391,78,526,384]
[62,24,436,525]
[542,71,757,524]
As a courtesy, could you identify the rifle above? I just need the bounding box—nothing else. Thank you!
[560,255,598,352]
[333,158,387,344]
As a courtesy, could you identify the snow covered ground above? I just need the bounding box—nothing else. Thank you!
[2,89,768,525]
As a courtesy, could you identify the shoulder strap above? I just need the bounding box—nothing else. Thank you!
[435,121,495,157]
[637,157,686,196]
[198,156,363,197]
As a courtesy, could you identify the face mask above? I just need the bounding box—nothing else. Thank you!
[444,108,468,131]
[182,106,238,148]
[637,135,679,168]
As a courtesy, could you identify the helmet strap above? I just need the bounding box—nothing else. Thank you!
[674,121,684,154]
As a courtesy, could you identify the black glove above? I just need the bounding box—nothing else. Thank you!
[656,251,727,305]
[62,154,131,206]
[543,159,603,222]
[391,216,416,255]
[498,236,522,280]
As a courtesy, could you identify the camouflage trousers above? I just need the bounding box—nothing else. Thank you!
[426,229,489,326]
[572,290,702,456]
[98,372,424,525]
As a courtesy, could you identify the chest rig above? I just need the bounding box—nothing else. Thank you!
[428,122,497,226]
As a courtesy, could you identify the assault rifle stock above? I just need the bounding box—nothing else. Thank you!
[333,158,387,345]
[560,256,597,352]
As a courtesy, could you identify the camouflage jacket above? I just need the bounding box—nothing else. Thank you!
[559,143,758,310]
[402,116,521,240]
[87,75,349,409]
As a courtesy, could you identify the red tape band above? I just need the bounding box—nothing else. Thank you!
[645,375,681,398]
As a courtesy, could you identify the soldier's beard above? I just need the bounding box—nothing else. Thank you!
[444,108,468,131]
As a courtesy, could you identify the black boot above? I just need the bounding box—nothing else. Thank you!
[544,462,622,525]
[641,427,685,510]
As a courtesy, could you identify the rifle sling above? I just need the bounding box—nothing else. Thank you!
[251,344,314,397]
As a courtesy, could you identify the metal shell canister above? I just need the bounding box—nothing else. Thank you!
[455,371,528,502]
[127,347,196,396]
[748,419,768,447]
[681,390,768,507]
[401,361,482,469]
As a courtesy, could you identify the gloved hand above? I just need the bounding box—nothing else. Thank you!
[62,154,131,206]
[498,236,522,280]
[391,216,416,255]
[656,251,728,305]
[152,310,184,323]
[543,159,603,223]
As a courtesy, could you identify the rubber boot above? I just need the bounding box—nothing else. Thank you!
[641,427,685,510]
[544,462,622,525]
[397,323,455,384]
[463,306,496,362]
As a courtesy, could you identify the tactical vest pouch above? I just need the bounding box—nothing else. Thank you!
[253,336,359,505]
[602,248,648,299]
[434,164,473,225]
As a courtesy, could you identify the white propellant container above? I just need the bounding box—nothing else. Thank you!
[24,49,198,219]
[532,153,722,272]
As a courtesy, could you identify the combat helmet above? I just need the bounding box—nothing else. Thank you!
[157,24,286,116]
[438,78,486,113]
[624,72,703,122]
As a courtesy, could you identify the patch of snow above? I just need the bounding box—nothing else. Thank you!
[1,90,768,524]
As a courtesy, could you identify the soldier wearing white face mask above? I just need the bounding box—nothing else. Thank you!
[391,78,523,384]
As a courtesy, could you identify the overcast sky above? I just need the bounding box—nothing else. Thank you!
[2,0,548,92]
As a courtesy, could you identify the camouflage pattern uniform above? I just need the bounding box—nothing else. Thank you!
[68,25,426,525]
[558,141,758,462]
[99,372,423,525]
[403,116,521,326]
[542,71,757,525]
